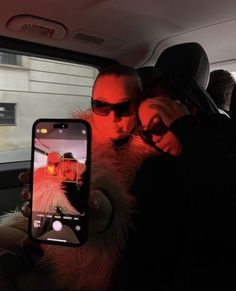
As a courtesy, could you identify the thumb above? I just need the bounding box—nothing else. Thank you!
[89,189,112,233]
[18,171,30,185]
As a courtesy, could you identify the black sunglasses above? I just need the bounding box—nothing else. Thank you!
[139,113,168,147]
[91,99,137,117]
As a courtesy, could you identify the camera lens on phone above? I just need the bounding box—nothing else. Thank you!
[54,123,68,129]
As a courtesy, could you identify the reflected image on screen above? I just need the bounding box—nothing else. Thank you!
[31,121,89,245]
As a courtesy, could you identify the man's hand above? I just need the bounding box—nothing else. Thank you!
[18,171,113,234]
[148,96,190,127]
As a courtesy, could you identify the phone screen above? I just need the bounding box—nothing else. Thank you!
[29,119,91,246]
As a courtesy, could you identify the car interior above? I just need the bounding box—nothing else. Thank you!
[0,0,235,228]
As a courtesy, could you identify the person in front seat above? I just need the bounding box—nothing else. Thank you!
[206,69,235,115]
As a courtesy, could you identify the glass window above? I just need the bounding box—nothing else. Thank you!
[0,103,16,125]
[0,52,98,163]
[0,52,21,66]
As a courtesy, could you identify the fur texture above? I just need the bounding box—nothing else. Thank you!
[32,168,80,216]
[0,110,156,290]
[72,109,157,189]
[0,160,133,290]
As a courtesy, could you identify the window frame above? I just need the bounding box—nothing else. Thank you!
[0,35,118,188]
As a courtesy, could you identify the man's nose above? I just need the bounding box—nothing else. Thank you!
[108,110,120,121]
[48,164,55,174]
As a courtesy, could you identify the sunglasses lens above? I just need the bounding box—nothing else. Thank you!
[92,99,137,117]
[139,129,155,147]
[91,100,111,116]
[114,101,136,117]
[149,114,168,136]
[139,114,168,147]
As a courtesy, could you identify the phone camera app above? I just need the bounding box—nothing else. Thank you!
[31,120,90,246]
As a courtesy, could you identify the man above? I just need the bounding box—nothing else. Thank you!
[45,151,61,176]
[206,69,235,114]
[74,64,153,185]
[91,65,141,143]
[73,65,144,157]
[0,65,151,290]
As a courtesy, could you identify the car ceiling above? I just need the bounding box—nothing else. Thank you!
[0,0,236,68]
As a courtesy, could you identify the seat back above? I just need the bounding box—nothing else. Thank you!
[155,42,219,114]
[135,66,162,92]
[230,84,236,128]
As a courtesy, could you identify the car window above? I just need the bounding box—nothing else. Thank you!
[0,51,98,164]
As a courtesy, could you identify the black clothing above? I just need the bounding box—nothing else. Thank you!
[63,182,84,213]
[117,114,236,290]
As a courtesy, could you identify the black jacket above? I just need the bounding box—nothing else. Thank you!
[117,113,236,290]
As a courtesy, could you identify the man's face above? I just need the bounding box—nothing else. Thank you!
[139,99,182,156]
[46,152,61,176]
[92,75,138,141]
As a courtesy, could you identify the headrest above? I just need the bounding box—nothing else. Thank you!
[156,42,209,89]
[230,85,236,124]
[136,66,162,92]
[152,42,219,114]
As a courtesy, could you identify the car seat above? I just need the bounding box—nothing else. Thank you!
[135,66,162,92]
[230,84,236,128]
[155,42,219,114]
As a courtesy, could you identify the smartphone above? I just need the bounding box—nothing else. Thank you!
[29,118,91,247]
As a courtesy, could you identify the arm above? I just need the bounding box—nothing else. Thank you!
[0,157,134,290]
[169,113,236,191]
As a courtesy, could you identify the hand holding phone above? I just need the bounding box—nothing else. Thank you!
[29,119,91,247]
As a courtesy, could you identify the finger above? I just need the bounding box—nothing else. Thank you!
[148,97,176,111]
[0,249,19,284]
[20,236,44,257]
[150,96,189,112]
[18,171,30,185]
[149,99,190,126]
[21,187,31,201]
[89,189,112,233]
[148,97,174,110]
[21,202,31,217]
[149,96,186,111]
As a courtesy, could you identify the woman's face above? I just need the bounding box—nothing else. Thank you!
[138,98,182,156]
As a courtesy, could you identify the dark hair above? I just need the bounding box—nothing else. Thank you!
[141,73,181,102]
[140,73,199,116]
[230,84,236,124]
[62,152,76,160]
[207,69,235,110]
[93,64,142,100]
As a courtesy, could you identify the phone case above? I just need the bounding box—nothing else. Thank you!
[29,118,91,247]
